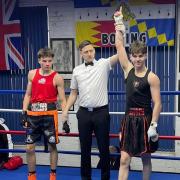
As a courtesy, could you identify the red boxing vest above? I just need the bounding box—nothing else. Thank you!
[31,69,58,103]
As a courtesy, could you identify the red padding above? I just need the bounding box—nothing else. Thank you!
[3,156,23,170]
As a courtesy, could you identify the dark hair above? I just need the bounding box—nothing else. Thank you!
[78,40,93,50]
[37,47,54,59]
[129,40,147,55]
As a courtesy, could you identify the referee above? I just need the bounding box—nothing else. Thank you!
[62,40,119,180]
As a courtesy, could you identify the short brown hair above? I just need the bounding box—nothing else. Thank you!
[79,40,92,50]
[129,40,147,55]
[37,47,54,59]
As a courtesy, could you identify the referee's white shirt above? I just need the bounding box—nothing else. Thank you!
[70,58,112,107]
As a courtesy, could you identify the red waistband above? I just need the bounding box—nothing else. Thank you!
[128,108,145,116]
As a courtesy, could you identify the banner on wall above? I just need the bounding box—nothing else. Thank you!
[75,0,175,47]
[76,18,175,47]
[0,0,24,70]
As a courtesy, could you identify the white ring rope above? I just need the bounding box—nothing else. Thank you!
[0,108,179,116]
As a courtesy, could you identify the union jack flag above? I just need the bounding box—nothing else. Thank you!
[0,0,24,70]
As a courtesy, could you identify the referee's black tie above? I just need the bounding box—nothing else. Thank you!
[85,62,94,66]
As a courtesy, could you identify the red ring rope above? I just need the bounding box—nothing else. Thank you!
[0,130,180,140]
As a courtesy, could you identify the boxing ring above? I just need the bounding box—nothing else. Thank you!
[0,90,180,179]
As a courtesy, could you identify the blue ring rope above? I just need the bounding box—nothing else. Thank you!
[0,149,180,160]
[0,90,179,95]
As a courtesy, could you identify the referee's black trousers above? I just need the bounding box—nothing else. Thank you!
[76,106,110,180]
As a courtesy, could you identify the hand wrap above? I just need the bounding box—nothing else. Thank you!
[21,111,30,128]
[62,121,70,133]
[114,11,125,36]
[147,122,158,142]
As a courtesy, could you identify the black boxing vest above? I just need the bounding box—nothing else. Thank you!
[125,68,152,113]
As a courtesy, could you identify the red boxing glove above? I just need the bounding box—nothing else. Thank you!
[3,156,23,170]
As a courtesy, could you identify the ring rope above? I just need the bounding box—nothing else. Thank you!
[0,90,180,95]
[0,130,180,140]
[0,148,179,161]
[0,108,180,116]
[0,90,178,164]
